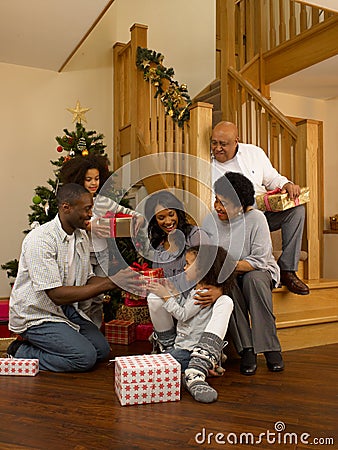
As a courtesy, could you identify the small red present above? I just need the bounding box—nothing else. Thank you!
[115,353,181,406]
[0,358,39,376]
[132,262,164,292]
[136,323,153,341]
[0,321,11,338]
[0,299,9,321]
[102,212,132,237]
[105,320,136,345]
[122,291,148,307]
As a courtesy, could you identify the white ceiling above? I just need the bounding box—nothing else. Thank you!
[0,0,113,72]
[0,0,337,100]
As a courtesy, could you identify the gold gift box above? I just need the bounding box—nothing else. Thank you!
[100,216,132,237]
[116,304,151,325]
[256,187,310,212]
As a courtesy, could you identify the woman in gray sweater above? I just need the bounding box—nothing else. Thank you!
[203,172,284,374]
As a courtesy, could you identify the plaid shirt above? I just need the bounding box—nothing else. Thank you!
[9,215,94,333]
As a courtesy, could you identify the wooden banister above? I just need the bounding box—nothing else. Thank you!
[229,67,297,139]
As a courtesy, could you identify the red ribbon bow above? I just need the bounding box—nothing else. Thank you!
[131,262,149,271]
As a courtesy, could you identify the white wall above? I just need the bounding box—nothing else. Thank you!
[0,0,215,297]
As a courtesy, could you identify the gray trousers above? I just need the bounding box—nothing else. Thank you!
[228,272,281,355]
[264,204,305,271]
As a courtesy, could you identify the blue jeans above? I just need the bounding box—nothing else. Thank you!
[17,305,110,372]
[167,348,192,371]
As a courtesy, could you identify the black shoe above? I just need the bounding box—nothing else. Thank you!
[280,271,309,295]
[264,351,284,372]
[6,338,25,357]
[240,348,257,376]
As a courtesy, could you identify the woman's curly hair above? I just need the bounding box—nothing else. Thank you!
[187,245,235,295]
[59,154,110,193]
[144,191,193,249]
[214,171,255,210]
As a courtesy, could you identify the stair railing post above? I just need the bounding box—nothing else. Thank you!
[188,102,213,224]
[130,24,150,162]
[113,42,127,171]
[295,120,321,280]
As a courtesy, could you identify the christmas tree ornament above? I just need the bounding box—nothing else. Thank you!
[67,100,91,124]
[32,195,42,205]
[77,137,86,151]
[57,146,63,153]
[69,150,75,157]
[82,149,89,156]
[44,201,50,215]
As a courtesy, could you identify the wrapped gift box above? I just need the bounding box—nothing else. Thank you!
[116,305,151,325]
[135,322,153,341]
[0,337,16,357]
[0,299,9,320]
[115,353,181,406]
[131,263,164,297]
[105,320,136,345]
[102,212,132,237]
[256,187,310,212]
[122,291,148,307]
[0,321,11,338]
[0,358,39,376]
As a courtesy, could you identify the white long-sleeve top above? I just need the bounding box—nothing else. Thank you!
[212,143,291,196]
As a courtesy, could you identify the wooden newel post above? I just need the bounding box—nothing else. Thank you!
[188,102,213,224]
[295,120,321,280]
[130,24,150,161]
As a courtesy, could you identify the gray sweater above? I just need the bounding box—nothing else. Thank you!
[203,209,280,286]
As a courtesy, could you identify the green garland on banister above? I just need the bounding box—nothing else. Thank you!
[136,46,192,127]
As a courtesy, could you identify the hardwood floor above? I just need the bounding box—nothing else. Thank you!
[1,342,337,450]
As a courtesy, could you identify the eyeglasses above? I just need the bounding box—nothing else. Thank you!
[210,139,237,149]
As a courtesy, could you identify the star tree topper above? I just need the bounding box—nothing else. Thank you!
[67,100,91,123]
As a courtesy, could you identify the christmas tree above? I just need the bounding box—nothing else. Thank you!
[2,101,144,320]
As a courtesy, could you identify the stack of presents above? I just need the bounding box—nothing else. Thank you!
[104,262,163,346]
[103,261,182,406]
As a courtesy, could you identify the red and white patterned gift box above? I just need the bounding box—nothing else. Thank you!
[115,353,181,406]
[0,358,39,376]
[105,320,136,345]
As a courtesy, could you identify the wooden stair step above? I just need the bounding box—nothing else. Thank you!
[276,307,338,329]
[272,278,338,351]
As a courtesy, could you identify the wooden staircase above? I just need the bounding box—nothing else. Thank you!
[274,280,338,351]
[113,2,338,352]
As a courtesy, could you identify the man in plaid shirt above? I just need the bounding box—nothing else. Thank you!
[8,183,139,372]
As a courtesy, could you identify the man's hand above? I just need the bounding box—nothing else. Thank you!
[109,267,144,294]
[193,285,222,308]
[281,182,301,200]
